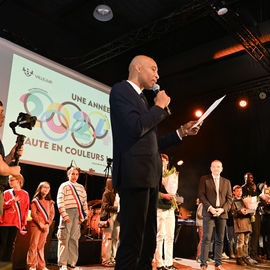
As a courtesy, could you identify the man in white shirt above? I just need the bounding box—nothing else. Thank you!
[198,160,232,270]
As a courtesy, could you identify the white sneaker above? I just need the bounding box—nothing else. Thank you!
[59,266,68,270]
[222,252,229,259]
[29,268,36,270]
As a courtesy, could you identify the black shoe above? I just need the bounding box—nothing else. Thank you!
[242,257,254,266]
[236,258,246,266]
[157,267,166,270]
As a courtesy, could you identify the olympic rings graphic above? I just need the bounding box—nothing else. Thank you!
[20,88,110,148]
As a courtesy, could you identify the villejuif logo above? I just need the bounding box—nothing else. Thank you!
[22,67,34,77]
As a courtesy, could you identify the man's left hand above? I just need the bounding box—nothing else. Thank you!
[215,208,224,216]
[178,120,202,138]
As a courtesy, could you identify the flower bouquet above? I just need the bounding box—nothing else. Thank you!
[242,196,259,222]
[162,167,178,195]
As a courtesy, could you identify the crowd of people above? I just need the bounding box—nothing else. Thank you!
[196,167,270,270]
[0,54,269,270]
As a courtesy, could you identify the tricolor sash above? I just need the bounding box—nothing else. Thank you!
[9,189,27,235]
[68,182,86,220]
[33,198,49,223]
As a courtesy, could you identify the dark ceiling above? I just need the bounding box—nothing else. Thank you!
[1,0,270,90]
[1,0,270,207]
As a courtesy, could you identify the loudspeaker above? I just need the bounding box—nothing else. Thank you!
[48,237,101,266]
[173,220,197,258]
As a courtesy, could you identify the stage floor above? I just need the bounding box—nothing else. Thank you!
[46,257,270,270]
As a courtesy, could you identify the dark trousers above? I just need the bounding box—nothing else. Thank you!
[250,212,261,258]
[262,214,270,259]
[0,226,18,261]
[115,186,158,270]
[200,216,226,267]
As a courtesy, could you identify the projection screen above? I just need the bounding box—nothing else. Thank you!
[0,38,112,176]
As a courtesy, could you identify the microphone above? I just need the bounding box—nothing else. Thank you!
[152,84,171,115]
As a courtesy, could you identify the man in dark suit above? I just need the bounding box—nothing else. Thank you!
[110,55,201,270]
[198,160,232,270]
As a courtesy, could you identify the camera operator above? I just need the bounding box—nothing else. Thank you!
[0,100,23,215]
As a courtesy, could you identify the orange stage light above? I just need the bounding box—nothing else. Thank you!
[239,99,248,108]
[194,110,203,118]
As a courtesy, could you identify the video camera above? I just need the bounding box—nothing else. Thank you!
[104,157,113,178]
[9,112,37,165]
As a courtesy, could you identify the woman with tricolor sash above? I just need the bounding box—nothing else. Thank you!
[27,181,55,270]
[0,174,29,261]
[56,167,88,270]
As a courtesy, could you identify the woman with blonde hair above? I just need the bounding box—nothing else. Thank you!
[27,181,55,270]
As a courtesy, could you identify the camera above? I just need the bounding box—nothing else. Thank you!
[9,112,37,164]
[104,158,113,178]
[9,112,37,134]
[107,158,113,166]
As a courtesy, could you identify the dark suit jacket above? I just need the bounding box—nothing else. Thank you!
[198,174,232,219]
[109,80,181,189]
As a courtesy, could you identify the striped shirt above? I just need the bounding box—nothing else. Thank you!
[57,181,88,221]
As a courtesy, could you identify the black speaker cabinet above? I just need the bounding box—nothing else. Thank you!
[173,220,197,259]
[47,237,101,266]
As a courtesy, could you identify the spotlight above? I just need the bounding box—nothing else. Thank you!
[93,4,113,22]
[238,99,248,108]
[259,91,267,100]
[194,109,203,118]
[177,160,184,166]
[217,7,228,16]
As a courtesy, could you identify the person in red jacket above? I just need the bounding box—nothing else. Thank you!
[0,174,29,261]
[27,181,55,270]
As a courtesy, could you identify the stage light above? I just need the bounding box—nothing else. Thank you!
[217,7,228,16]
[177,160,184,166]
[259,91,267,100]
[238,99,248,108]
[194,109,203,118]
[93,4,113,22]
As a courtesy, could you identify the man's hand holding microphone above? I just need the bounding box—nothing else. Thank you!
[152,83,202,137]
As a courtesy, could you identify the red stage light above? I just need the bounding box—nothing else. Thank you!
[239,99,248,108]
[194,110,203,118]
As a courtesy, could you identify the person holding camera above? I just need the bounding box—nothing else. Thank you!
[0,100,23,216]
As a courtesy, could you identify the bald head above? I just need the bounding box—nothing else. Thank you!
[210,160,223,177]
[128,55,159,90]
[129,55,152,72]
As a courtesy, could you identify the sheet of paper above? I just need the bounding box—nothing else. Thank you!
[192,95,226,128]
[245,209,256,214]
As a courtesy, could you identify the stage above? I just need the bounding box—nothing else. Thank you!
[44,257,270,270]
